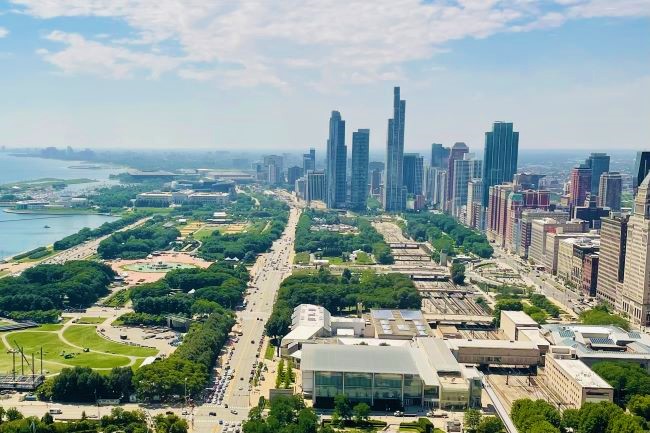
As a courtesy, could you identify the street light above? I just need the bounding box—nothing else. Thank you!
[183,377,188,414]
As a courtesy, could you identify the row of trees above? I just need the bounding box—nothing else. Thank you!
[244,395,336,433]
[0,260,115,322]
[591,361,650,407]
[53,212,146,250]
[98,218,180,259]
[266,268,420,339]
[294,211,394,264]
[37,366,134,402]
[403,213,493,258]
[580,304,630,330]
[511,398,648,433]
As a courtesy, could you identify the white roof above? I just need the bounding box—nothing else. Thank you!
[446,339,538,350]
[552,357,612,389]
[301,344,439,386]
[501,310,538,326]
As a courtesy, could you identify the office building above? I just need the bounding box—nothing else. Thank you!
[569,164,592,208]
[135,190,230,207]
[431,143,449,168]
[518,210,569,259]
[303,148,316,172]
[383,87,406,212]
[452,155,481,218]
[505,190,551,253]
[481,122,519,208]
[620,173,650,326]
[325,111,347,209]
[350,129,370,211]
[633,151,650,195]
[263,155,284,185]
[513,173,546,190]
[573,195,610,229]
[295,177,306,199]
[305,170,326,202]
[598,172,622,211]
[446,142,469,209]
[544,347,613,409]
[528,218,588,271]
[466,179,483,230]
[585,152,610,196]
[403,153,424,196]
[287,166,303,187]
[429,168,448,209]
[370,169,383,196]
[596,215,629,307]
[556,237,600,294]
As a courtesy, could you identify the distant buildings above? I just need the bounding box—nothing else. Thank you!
[263,154,284,185]
[403,153,424,196]
[305,170,326,202]
[325,111,347,209]
[633,151,650,195]
[598,172,622,211]
[595,215,628,307]
[481,122,519,209]
[383,87,406,212]
[446,142,469,210]
[303,148,316,173]
[585,152,610,196]
[569,164,592,208]
[451,154,481,219]
[287,166,303,187]
[350,129,370,211]
[431,143,449,169]
[135,190,230,207]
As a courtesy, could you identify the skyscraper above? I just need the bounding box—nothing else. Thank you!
[621,173,650,326]
[383,87,406,212]
[305,170,326,202]
[598,172,622,211]
[633,151,650,195]
[350,129,370,211]
[446,142,469,206]
[303,148,316,172]
[481,122,519,207]
[569,164,592,207]
[431,143,449,168]
[403,153,424,196]
[452,155,482,217]
[287,166,303,187]
[325,111,347,209]
[596,215,629,307]
[585,152,610,196]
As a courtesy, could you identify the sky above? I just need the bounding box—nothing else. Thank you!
[0,0,649,155]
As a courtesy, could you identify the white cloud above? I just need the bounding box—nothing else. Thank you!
[0,27,9,38]
[11,0,650,87]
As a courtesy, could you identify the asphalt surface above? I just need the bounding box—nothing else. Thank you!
[192,205,300,433]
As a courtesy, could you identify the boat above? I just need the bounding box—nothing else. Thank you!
[43,225,50,228]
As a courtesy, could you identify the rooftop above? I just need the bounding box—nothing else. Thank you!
[501,310,539,326]
[551,357,612,389]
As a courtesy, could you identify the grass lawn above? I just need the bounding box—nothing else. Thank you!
[75,317,107,325]
[293,252,310,265]
[354,251,375,265]
[5,330,131,370]
[63,325,157,357]
[193,226,219,241]
[36,324,65,332]
[323,256,345,265]
[132,207,174,215]
[265,343,275,360]
[102,288,130,307]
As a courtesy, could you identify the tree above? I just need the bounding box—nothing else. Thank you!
[628,394,650,420]
[41,412,54,425]
[591,361,650,406]
[528,421,559,433]
[477,417,504,433]
[607,413,644,433]
[333,394,352,423]
[451,263,466,285]
[342,269,352,283]
[353,403,370,425]
[5,408,22,422]
[464,408,482,432]
[561,408,580,432]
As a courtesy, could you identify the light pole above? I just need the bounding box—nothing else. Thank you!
[183,377,188,414]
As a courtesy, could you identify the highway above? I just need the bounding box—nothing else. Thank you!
[192,203,300,433]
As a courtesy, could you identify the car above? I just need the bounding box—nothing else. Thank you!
[394,411,404,417]
[209,412,217,417]
[224,403,229,408]
[230,409,238,415]
[251,339,255,344]
[218,420,224,425]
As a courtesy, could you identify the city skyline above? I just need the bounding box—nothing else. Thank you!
[0,1,648,151]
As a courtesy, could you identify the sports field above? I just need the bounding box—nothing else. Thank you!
[0,324,158,375]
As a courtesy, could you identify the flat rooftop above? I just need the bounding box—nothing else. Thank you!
[551,357,612,389]
[501,310,539,327]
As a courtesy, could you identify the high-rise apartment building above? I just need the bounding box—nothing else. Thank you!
[325,111,347,209]
[429,168,448,209]
[263,154,284,185]
[383,87,406,212]
[569,164,592,207]
[403,153,424,196]
[287,166,303,187]
[519,210,570,258]
[585,152,610,196]
[466,178,484,230]
[481,122,519,207]
[305,170,326,202]
[633,151,650,195]
[303,148,316,172]
[370,169,383,196]
[596,215,629,307]
[620,173,650,326]
[446,142,469,208]
[452,155,482,217]
[431,143,449,169]
[350,129,370,211]
[598,172,622,211]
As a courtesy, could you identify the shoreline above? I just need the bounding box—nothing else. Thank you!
[2,208,114,216]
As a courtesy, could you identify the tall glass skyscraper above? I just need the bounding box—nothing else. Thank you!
[383,87,406,211]
[585,152,610,195]
[430,143,449,168]
[633,151,650,195]
[350,129,370,211]
[303,148,316,172]
[326,111,347,209]
[403,153,424,196]
[481,122,519,207]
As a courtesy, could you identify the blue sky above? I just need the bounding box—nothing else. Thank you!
[0,0,648,155]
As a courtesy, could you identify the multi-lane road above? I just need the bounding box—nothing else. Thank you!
[193,204,300,432]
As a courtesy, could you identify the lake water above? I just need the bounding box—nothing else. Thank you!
[0,153,124,259]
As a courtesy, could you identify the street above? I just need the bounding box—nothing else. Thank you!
[192,204,300,433]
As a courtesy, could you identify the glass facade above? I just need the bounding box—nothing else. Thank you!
[315,371,343,398]
[343,373,373,402]
[373,373,402,400]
